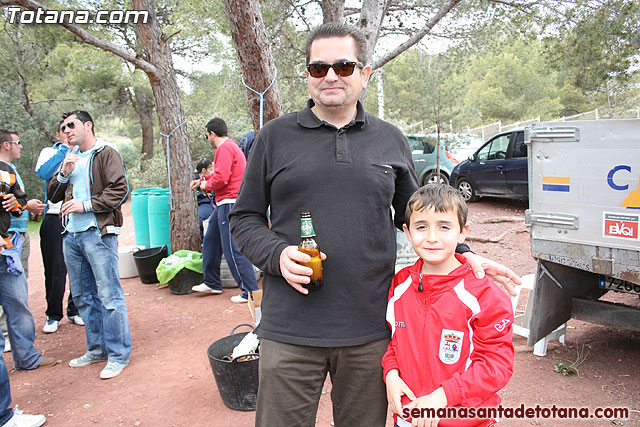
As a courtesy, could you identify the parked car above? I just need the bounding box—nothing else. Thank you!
[407,134,460,185]
[449,129,528,202]
[450,134,484,162]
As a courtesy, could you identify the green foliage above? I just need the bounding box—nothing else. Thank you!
[460,38,564,125]
[2,0,638,161]
[183,68,253,143]
[554,344,590,376]
[384,49,461,130]
[542,0,640,94]
[127,152,169,190]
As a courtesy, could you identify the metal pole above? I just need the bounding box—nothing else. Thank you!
[242,69,278,129]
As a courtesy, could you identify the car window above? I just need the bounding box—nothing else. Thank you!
[512,132,527,158]
[408,137,424,154]
[477,134,510,161]
[423,140,435,154]
[407,136,437,155]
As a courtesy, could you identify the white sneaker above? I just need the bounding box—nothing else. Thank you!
[42,318,59,334]
[3,336,10,353]
[69,353,107,368]
[100,361,128,379]
[191,283,222,294]
[4,405,46,427]
[68,315,85,326]
[230,294,249,304]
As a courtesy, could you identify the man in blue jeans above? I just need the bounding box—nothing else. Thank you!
[1,307,47,427]
[0,130,57,375]
[0,237,47,427]
[47,111,131,380]
[190,118,258,303]
[0,221,46,427]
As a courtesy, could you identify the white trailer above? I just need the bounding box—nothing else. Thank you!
[524,119,640,345]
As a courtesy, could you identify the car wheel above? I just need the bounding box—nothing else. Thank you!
[424,171,449,186]
[457,179,478,202]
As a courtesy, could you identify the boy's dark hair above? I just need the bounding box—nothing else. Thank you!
[62,110,95,134]
[205,118,227,137]
[196,158,212,173]
[0,129,17,144]
[305,22,368,65]
[405,184,468,231]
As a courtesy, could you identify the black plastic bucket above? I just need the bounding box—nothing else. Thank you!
[207,324,259,411]
[132,245,168,284]
[168,268,203,295]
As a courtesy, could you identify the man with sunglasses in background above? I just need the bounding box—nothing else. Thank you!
[34,121,83,334]
[0,127,47,354]
[0,129,58,376]
[47,111,131,380]
[230,23,521,426]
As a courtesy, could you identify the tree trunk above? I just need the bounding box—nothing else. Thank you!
[358,0,386,65]
[320,0,346,23]
[133,0,200,252]
[222,0,283,132]
[136,89,155,163]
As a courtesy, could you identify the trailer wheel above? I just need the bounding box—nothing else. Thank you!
[457,179,478,202]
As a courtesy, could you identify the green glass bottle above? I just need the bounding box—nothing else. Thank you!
[299,212,323,291]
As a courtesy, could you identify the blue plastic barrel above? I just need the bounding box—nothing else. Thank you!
[131,188,152,248]
[148,189,171,253]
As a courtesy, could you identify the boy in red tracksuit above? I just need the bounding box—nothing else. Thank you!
[382,184,514,427]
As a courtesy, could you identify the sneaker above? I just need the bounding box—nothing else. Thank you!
[192,283,222,294]
[38,357,59,368]
[3,337,10,353]
[230,294,249,304]
[68,315,85,326]
[42,318,59,334]
[4,406,46,427]
[69,353,107,368]
[100,361,128,379]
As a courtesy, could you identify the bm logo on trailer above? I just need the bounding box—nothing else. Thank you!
[603,212,639,240]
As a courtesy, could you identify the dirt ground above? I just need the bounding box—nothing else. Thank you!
[4,198,639,427]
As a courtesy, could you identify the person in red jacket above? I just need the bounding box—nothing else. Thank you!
[382,184,514,427]
[190,118,258,303]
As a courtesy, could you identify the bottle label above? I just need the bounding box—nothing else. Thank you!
[301,218,316,237]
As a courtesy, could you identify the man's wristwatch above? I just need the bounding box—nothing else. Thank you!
[59,171,69,178]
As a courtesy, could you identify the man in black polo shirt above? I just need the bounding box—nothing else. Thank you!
[230,23,520,427]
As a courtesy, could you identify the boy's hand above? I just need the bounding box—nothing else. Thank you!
[0,238,7,254]
[385,369,416,417]
[403,387,447,427]
[464,252,522,296]
[2,194,17,211]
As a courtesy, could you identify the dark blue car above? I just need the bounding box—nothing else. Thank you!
[449,130,528,202]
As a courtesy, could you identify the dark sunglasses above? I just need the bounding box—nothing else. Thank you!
[61,121,79,132]
[9,140,22,146]
[306,61,363,78]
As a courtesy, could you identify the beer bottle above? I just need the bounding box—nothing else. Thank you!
[298,212,323,291]
[64,184,74,203]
